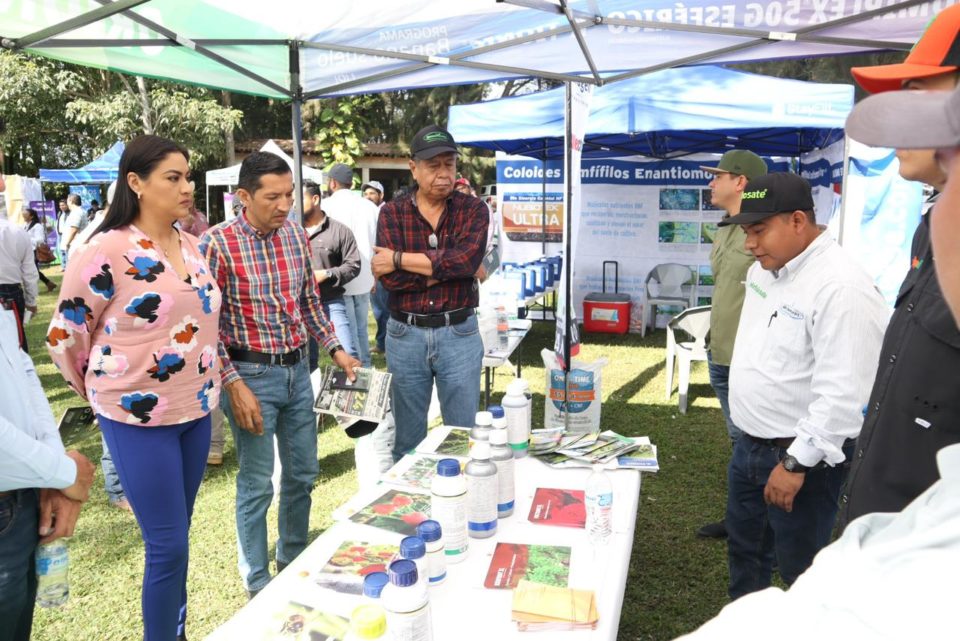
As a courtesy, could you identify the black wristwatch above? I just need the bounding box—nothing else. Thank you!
[781,454,811,473]
[328,345,344,358]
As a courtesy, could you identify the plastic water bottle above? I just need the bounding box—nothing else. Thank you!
[416,520,447,586]
[382,559,433,641]
[35,541,69,607]
[496,305,509,349]
[488,425,515,518]
[346,604,388,640]
[502,380,531,458]
[469,411,493,449]
[465,441,499,539]
[430,459,468,563]
[585,465,613,546]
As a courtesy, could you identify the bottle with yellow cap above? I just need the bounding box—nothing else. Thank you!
[346,603,387,640]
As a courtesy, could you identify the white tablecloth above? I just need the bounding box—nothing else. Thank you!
[207,441,641,640]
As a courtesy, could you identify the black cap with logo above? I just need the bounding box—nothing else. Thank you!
[718,172,815,227]
[410,124,459,160]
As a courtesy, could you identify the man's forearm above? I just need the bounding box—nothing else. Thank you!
[398,252,434,277]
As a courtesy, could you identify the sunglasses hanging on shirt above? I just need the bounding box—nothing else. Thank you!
[428,233,438,248]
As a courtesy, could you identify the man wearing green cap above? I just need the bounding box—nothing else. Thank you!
[695,149,768,540]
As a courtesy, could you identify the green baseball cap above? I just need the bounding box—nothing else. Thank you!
[700,150,768,180]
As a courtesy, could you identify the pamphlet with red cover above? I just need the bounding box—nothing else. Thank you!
[527,488,586,528]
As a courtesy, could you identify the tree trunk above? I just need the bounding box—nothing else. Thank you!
[135,76,154,134]
[222,90,236,165]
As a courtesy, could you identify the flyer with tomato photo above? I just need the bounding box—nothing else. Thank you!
[484,542,572,589]
[314,540,399,595]
[344,488,431,536]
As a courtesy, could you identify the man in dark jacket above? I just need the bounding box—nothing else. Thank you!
[837,5,960,532]
[303,179,361,371]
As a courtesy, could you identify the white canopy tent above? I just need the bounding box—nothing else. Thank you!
[204,139,324,218]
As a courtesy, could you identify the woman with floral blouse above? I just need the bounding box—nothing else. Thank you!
[47,135,221,641]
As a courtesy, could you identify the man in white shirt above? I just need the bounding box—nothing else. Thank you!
[0,308,95,640]
[0,176,39,351]
[325,163,379,367]
[60,194,88,263]
[722,172,887,600]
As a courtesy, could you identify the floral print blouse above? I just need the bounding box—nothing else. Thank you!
[47,224,222,426]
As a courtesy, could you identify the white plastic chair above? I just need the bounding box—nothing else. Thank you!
[665,305,711,414]
[644,263,696,336]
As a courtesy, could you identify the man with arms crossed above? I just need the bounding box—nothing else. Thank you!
[722,173,887,600]
[372,125,488,462]
[200,152,359,598]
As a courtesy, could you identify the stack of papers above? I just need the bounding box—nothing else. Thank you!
[511,580,598,631]
[531,431,659,471]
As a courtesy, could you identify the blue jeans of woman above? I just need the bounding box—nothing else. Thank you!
[99,413,211,641]
[0,489,39,641]
[343,293,371,367]
[220,359,317,592]
[308,299,354,372]
[726,436,851,600]
[371,282,390,352]
[386,314,483,461]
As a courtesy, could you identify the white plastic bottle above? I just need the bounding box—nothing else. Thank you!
[400,535,427,590]
[502,379,531,458]
[585,465,613,546]
[496,305,509,349]
[35,541,69,607]
[469,410,493,449]
[465,441,499,539]
[382,559,433,641]
[346,603,388,640]
[488,425,515,518]
[430,459,468,563]
[416,520,447,586]
[489,405,507,431]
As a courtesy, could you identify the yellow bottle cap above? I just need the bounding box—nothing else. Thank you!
[350,604,387,639]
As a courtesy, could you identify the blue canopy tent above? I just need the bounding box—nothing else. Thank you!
[39,141,124,183]
[448,66,853,160]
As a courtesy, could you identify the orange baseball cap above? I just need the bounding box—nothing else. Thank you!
[851,4,960,94]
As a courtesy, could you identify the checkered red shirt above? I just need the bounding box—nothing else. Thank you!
[376,189,489,314]
[199,213,341,385]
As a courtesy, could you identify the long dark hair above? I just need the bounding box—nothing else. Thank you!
[24,208,40,228]
[94,135,189,237]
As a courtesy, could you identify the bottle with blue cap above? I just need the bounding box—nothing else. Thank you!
[465,441,499,539]
[381,559,432,641]
[363,571,389,602]
[400,535,427,589]
[416,520,447,586]
[430,458,468,563]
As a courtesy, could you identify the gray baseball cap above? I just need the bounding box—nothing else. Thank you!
[845,86,960,149]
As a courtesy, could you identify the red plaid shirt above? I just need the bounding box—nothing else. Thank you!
[199,213,341,385]
[376,189,488,314]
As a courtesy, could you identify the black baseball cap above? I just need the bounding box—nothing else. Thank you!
[410,125,458,160]
[718,173,815,227]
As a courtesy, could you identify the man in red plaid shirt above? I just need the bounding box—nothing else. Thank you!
[372,125,488,461]
[200,151,359,598]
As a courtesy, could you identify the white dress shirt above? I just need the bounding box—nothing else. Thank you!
[0,309,76,491]
[324,189,378,295]
[0,217,39,306]
[23,222,47,249]
[677,443,960,641]
[729,232,889,467]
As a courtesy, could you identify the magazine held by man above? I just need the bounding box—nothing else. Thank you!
[314,366,391,423]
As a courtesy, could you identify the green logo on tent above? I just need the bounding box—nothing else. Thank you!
[742,189,768,200]
[424,132,449,143]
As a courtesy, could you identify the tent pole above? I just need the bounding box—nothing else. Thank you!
[290,41,304,225]
[541,141,547,256]
[564,81,573,378]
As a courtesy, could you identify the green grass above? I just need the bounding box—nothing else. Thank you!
[29,271,731,640]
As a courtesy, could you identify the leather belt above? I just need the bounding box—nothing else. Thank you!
[744,434,795,449]
[391,307,474,328]
[228,345,306,367]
